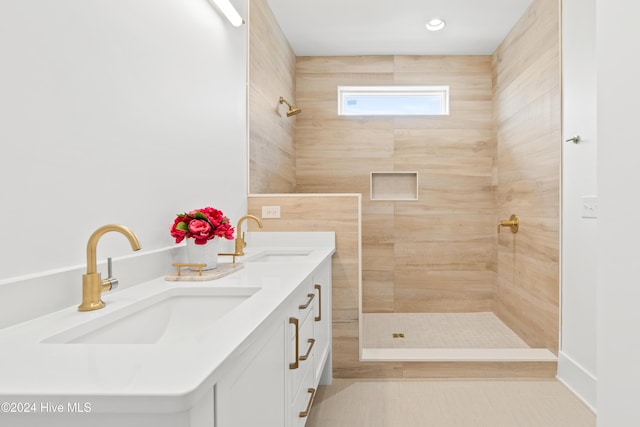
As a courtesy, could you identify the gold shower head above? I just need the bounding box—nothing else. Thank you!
[279,96,302,117]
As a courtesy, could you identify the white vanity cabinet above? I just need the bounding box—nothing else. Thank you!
[0,238,334,427]
[215,258,332,427]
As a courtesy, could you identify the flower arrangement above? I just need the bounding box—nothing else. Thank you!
[170,206,235,245]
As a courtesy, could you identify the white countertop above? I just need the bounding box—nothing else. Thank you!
[0,233,335,413]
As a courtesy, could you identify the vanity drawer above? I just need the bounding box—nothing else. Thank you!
[290,306,315,401]
[291,356,316,427]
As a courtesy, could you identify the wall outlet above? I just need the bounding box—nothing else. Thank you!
[581,195,598,218]
[261,205,281,219]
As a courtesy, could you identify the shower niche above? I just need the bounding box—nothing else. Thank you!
[370,172,418,201]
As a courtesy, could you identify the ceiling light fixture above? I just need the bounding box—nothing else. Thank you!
[208,0,244,27]
[426,18,446,32]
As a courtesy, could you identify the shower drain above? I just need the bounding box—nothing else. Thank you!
[392,333,405,338]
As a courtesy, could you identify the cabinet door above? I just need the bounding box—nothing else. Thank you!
[216,318,285,427]
[291,360,316,427]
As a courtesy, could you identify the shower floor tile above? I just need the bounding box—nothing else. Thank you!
[362,312,530,349]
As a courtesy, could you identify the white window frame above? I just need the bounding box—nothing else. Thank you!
[337,85,450,116]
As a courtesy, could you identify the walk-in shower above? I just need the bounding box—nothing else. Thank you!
[249,0,560,374]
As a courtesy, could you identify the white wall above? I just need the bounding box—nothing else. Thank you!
[0,0,248,282]
[596,0,640,425]
[558,0,597,411]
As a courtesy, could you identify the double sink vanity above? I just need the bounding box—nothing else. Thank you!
[0,231,335,427]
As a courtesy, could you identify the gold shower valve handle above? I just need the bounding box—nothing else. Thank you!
[497,214,519,234]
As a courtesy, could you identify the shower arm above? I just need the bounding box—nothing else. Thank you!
[279,96,301,117]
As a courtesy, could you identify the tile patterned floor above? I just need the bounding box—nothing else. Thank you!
[306,379,596,427]
[362,312,530,349]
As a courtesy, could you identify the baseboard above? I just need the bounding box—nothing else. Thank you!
[557,350,597,413]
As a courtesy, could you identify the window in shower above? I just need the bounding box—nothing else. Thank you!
[337,85,449,116]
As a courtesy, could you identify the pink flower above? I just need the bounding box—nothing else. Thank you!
[188,219,212,244]
[169,206,235,245]
[170,216,188,243]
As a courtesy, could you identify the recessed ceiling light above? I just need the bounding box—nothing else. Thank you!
[426,18,446,32]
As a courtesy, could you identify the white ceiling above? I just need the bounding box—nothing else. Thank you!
[266,0,534,56]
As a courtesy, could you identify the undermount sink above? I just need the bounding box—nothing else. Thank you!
[244,250,313,263]
[43,287,260,345]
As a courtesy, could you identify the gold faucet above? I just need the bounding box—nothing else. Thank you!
[78,224,141,311]
[497,214,519,234]
[219,215,263,263]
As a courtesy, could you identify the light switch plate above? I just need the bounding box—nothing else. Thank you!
[581,195,598,218]
[261,206,281,219]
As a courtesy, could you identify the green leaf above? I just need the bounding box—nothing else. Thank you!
[176,221,189,231]
[193,212,207,220]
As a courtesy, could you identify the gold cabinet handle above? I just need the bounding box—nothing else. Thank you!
[299,293,315,310]
[299,388,317,418]
[314,284,321,322]
[289,317,299,370]
[299,338,316,361]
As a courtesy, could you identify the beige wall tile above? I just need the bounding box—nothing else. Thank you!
[362,270,395,313]
[362,244,395,272]
[297,56,395,74]
[394,270,494,312]
[248,0,297,194]
[295,55,498,325]
[493,0,560,354]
